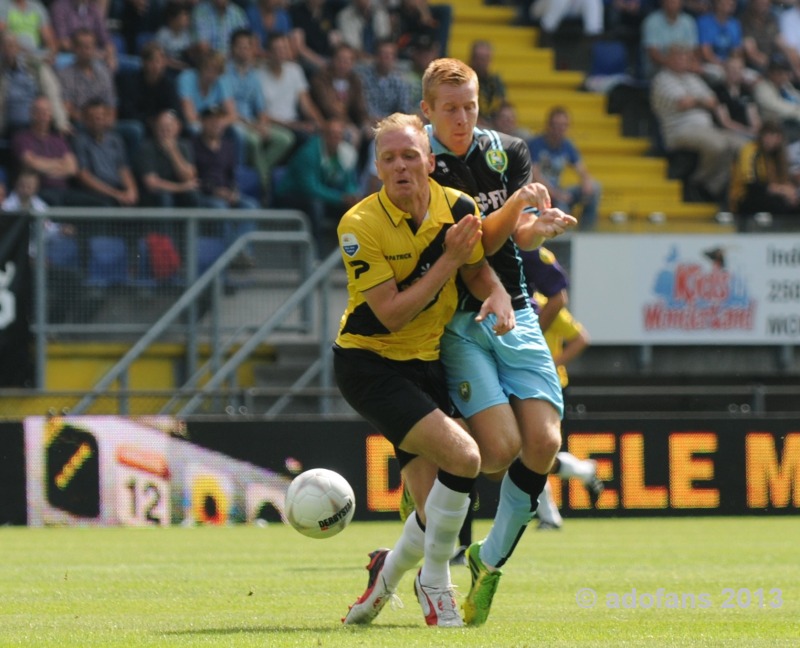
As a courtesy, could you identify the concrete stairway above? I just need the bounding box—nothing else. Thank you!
[447,0,732,233]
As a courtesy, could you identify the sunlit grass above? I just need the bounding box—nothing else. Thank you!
[0,518,798,647]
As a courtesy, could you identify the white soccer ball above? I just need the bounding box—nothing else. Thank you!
[284,468,355,539]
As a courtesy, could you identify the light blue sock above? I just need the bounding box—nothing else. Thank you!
[480,471,535,569]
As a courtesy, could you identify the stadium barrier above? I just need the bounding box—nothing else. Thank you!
[1,416,797,527]
[1,208,314,390]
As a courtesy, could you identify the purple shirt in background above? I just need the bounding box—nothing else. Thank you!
[11,130,73,189]
[49,0,110,48]
[520,247,569,314]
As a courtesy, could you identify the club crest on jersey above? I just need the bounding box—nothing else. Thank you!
[458,381,471,402]
[485,149,508,173]
[341,233,359,257]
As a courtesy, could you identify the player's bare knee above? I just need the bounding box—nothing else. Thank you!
[439,435,480,478]
[461,444,481,478]
[541,429,562,462]
[480,436,521,474]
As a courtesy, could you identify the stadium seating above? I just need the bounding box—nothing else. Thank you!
[47,235,80,270]
[588,39,629,77]
[86,235,129,287]
[197,236,226,275]
[235,165,262,204]
[448,0,724,231]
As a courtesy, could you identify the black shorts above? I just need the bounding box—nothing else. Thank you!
[333,345,455,469]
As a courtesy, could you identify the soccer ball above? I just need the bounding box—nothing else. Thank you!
[284,468,355,539]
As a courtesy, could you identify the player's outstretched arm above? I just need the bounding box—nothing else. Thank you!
[362,215,482,332]
[514,207,577,251]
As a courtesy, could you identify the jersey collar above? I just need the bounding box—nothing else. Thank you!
[377,180,436,227]
[425,124,481,158]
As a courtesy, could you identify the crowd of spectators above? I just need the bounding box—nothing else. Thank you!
[642,0,800,220]
[516,0,800,221]
[0,0,454,257]
[2,0,798,252]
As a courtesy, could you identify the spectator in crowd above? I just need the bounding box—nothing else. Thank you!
[116,41,182,152]
[681,0,710,17]
[11,95,99,206]
[56,29,117,126]
[529,0,604,40]
[309,42,371,151]
[789,136,800,185]
[0,0,57,60]
[529,106,601,231]
[193,105,259,210]
[741,0,797,80]
[225,28,295,201]
[605,0,654,43]
[190,0,249,61]
[0,32,69,138]
[641,0,699,79]
[403,33,439,117]
[468,39,506,125]
[177,49,236,134]
[778,2,800,78]
[116,0,162,59]
[650,45,745,202]
[73,98,138,207]
[193,105,260,259]
[358,39,413,124]
[696,0,749,85]
[1,168,47,212]
[246,0,292,52]
[729,120,799,218]
[752,56,800,141]
[336,0,392,58]
[257,32,324,144]
[154,0,193,75]
[274,117,360,257]
[389,0,451,59]
[135,108,200,207]
[492,100,532,140]
[49,0,116,70]
[288,0,341,76]
[1,168,78,271]
[713,53,761,140]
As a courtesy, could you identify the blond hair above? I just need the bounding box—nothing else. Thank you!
[373,112,430,152]
[421,58,478,107]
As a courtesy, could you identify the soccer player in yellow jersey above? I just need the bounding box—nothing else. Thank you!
[531,292,601,529]
[335,112,515,627]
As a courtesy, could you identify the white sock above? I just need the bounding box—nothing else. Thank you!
[535,481,563,526]
[556,452,594,481]
[382,511,425,590]
[420,478,470,589]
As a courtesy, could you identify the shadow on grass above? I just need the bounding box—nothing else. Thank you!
[160,623,419,636]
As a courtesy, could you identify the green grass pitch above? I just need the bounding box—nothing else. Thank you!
[1,518,798,647]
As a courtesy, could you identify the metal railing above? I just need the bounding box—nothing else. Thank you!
[68,230,334,416]
[28,208,315,390]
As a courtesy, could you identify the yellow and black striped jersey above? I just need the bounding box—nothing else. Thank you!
[335,178,484,361]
